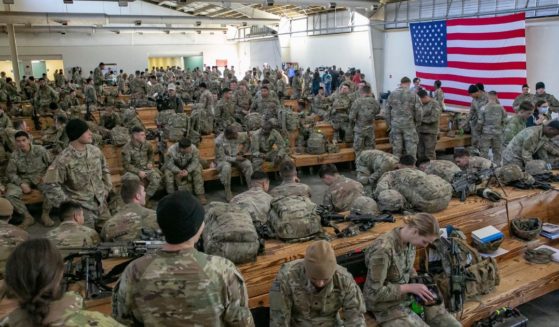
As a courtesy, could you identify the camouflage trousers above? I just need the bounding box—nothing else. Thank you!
[479,133,503,165]
[217,159,253,188]
[417,132,437,161]
[353,127,376,155]
[377,303,460,327]
[331,118,353,143]
[502,148,526,169]
[470,122,481,150]
[163,166,205,196]
[5,182,52,216]
[84,205,112,232]
[251,149,287,172]
[389,126,418,159]
[122,169,162,198]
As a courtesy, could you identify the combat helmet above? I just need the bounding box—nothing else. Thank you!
[525,160,550,176]
[510,217,543,241]
[496,164,534,185]
[377,190,405,212]
[350,196,378,215]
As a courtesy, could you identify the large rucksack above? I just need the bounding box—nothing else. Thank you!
[278,108,299,133]
[110,126,130,146]
[421,228,500,313]
[203,202,262,264]
[306,131,326,155]
[245,112,262,132]
[268,195,322,242]
[191,107,214,135]
[167,112,190,142]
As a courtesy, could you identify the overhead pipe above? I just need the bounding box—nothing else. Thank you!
[8,25,228,33]
[193,0,379,8]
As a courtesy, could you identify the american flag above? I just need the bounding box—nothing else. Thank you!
[410,13,527,112]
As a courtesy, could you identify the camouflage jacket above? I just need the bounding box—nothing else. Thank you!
[234,90,252,112]
[418,99,441,134]
[251,95,280,119]
[101,203,159,242]
[269,181,312,199]
[270,259,366,327]
[467,93,489,126]
[148,83,165,97]
[99,112,122,130]
[330,93,352,116]
[355,150,398,185]
[113,248,254,326]
[466,156,493,173]
[385,86,422,129]
[7,292,123,327]
[93,67,104,86]
[199,89,214,113]
[0,114,12,130]
[84,84,97,104]
[478,103,507,135]
[164,143,200,174]
[122,141,155,174]
[46,221,101,255]
[533,92,559,112]
[433,88,445,108]
[505,125,559,165]
[43,144,112,210]
[322,175,364,212]
[503,115,527,146]
[349,96,381,132]
[423,160,462,183]
[0,220,28,279]
[312,95,331,118]
[363,227,416,322]
[230,186,273,225]
[215,133,250,163]
[512,93,535,111]
[6,144,51,186]
[251,129,286,156]
[215,98,236,123]
[34,85,58,107]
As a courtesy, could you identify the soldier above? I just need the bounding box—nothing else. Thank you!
[0,198,28,279]
[454,149,493,173]
[163,138,207,204]
[251,86,280,121]
[121,126,162,201]
[113,191,254,326]
[42,115,69,155]
[46,201,100,255]
[147,75,165,98]
[251,121,287,171]
[291,70,302,100]
[533,82,559,112]
[410,77,423,93]
[270,240,366,326]
[5,131,53,227]
[5,238,122,326]
[355,149,399,197]
[99,105,122,131]
[198,82,214,115]
[417,90,441,161]
[55,69,66,88]
[385,77,422,159]
[93,62,105,94]
[329,83,354,143]
[319,164,364,212]
[504,101,532,146]
[512,84,535,111]
[269,159,312,199]
[432,80,445,108]
[215,125,253,201]
[230,171,272,226]
[83,77,97,117]
[464,84,489,150]
[214,88,237,132]
[502,121,559,168]
[417,158,462,184]
[234,81,252,124]
[0,106,13,131]
[350,85,381,154]
[34,78,58,115]
[311,86,331,119]
[363,213,461,327]
[42,119,112,230]
[101,178,159,242]
[478,91,507,165]
[276,70,288,99]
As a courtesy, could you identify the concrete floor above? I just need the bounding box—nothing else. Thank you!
[22,164,559,325]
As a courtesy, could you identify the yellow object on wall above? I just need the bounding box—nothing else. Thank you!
[0,61,15,79]
[45,60,65,80]
[148,57,183,70]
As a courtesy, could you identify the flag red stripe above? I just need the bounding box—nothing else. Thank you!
[415,72,527,86]
[435,87,520,99]
[447,13,525,26]
[444,99,513,111]
[447,61,526,70]
[446,46,526,55]
[447,29,525,41]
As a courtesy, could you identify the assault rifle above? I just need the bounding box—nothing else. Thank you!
[317,206,395,237]
[451,168,506,202]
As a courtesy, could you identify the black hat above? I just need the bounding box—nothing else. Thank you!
[536,82,545,90]
[65,119,89,142]
[156,191,205,244]
[468,84,479,94]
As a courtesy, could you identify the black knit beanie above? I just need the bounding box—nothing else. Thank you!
[156,191,205,244]
[66,119,89,142]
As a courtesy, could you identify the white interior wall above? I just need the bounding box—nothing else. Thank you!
[249,38,282,70]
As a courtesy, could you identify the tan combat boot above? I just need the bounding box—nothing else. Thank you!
[197,194,208,205]
[20,213,35,229]
[40,209,55,227]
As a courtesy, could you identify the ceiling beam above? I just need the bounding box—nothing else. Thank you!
[192,0,378,8]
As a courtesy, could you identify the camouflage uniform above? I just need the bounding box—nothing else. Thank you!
[432,88,445,108]
[42,144,112,230]
[46,221,100,256]
[533,92,559,112]
[148,83,165,97]
[42,125,69,155]
[215,97,237,132]
[465,156,493,173]
[34,85,58,115]
[230,186,272,225]
[93,67,105,93]
[417,100,441,160]
[0,219,28,279]
[422,160,461,183]
[163,143,205,196]
[322,175,364,212]
[121,140,162,199]
[112,248,254,326]
[311,94,331,119]
[385,87,422,158]
[101,203,159,242]
[355,150,398,197]
[250,128,287,171]
[199,89,215,116]
[478,103,507,164]
[512,93,535,111]
[84,84,97,112]
[291,76,302,100]
[363,228,460,327]
[99,111,122,130]
[5,144,52,217]
[269,181,312,199]
[215,132,253,192]
[503,115,526,146]
[234,89,252,124]
[349,95,381,154]
[270,259,366,327]
[503,125,559,168]
[329,93,353,143]
[7,291,123,327]
[251,94,281,121]
[466,92,489,150]
[0,113,12,132]
[276,78,288,99]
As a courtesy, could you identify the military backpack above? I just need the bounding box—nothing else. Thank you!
[167,112,190,142]
[110,126,130,146]
[278,108,299,132]
[245,112,262,131]
[268,195,322,242]
[203,202,262,264]
[191,107,214,135]
[306,131,326,155]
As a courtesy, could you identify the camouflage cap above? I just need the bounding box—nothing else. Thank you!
[525,160,550,176]
[377,190,405,212]
[350,196,379,215]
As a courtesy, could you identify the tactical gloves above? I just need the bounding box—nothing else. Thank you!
[477,188,502,202]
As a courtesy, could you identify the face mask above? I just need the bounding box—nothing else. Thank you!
[539,106,549,114]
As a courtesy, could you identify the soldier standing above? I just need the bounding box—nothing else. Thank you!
[432,80,445,108]
[269,160,312,199]
[42,119,112,230]
[478,91,507,165]
[163,138,207,204]
[101,178,159,242]
[250,121,287,171]
[93,62,105,94]
[270,240,366,326]
[198,82,214,115]
[121,126,162,202]
[349,85,381,154]
[83,78,97,115]
[502,121,559,168]
[215,126,253,201]
[0,198,28,279]
[504,101,532,146]
[533,82,559,112]
[230,171,272,227]
[113,191,254,326]
[363,213,461,327]
[417,90,441,161]
[330,83,354,143]
[318,164,364,212]
[5,131,53,227]
[464,84,489,151]
[355,149,399,197]
[385,77,422,159]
